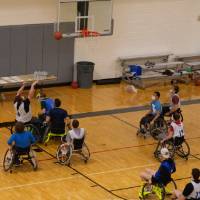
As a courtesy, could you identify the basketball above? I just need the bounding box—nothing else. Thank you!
[54,31,62,40]
[125,85,138,93]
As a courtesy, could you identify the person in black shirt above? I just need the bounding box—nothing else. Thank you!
[46,98,71,134]
[173,168,200,200]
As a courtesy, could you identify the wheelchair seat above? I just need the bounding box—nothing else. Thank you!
[73,137,85,150]
[43,126,66,145]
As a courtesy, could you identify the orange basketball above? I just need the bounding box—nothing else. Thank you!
[54,31,62,40]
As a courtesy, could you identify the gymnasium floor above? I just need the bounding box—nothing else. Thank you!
[0,83,200,200]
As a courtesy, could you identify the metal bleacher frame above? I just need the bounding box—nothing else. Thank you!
[119,52,196,89]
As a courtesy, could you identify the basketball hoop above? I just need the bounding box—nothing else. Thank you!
[80,29,100,37]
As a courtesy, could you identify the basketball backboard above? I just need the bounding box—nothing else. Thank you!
[55,0,113,38]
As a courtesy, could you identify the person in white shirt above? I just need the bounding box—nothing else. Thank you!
[172,168,200,200]
[161,112,184,146]
[61,119,85,147]
[14,81,38,124]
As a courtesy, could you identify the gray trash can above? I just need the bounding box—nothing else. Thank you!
[77,61,95,88]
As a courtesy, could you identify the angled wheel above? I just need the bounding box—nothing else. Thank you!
[29,148,38,171]
[3,149,14,172]
[150,128,165,141]
[25,124,40,143]
[81,143,90,163]
[153,118,168,135]
[56,144,72,165]
[165,179,177,196]
[176,140,190,159]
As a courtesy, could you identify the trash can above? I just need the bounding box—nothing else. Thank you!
[77,61,95,88]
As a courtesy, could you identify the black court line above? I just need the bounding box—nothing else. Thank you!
[71,98,200,119]
[111,115,139,129]
[36,144,128,200]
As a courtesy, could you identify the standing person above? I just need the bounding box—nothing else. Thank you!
[14,81,38,124]
[172,168,200,200]
[162,85,181,116]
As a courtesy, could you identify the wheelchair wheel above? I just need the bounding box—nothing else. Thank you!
[81,143,90,163]
[42,126,50,144]
[25,124,40,143]
[154,141,175,162]
[3,149,14,172]
[150,128,165,141]
[165,179,177,196]
[56,144,72,165]
[152,118,168,135]
[141,183,165,200]
[176,140,190,159]
[29,149,38,171]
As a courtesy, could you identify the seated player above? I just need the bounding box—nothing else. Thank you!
[61,119,85,145]
[162,85,181,116]
[139,148,176,198]
[139,91,162,133]
[161,112,184,146]
[37,92,54,116]
[7,122,36,167]
[45,98,71,134]
[172,168,200,200]
[14,81,38,124]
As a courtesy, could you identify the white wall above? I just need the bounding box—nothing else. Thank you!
[0,0,56,25]
[75,0,200,79]
[1,0,200,80]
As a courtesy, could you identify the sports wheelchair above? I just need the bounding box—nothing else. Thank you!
[137,115,168,140]
[56,136,90,165]
[42,126,67,145]
[154,137,190,162]
[3,146,38,173]
[139,178,177,200]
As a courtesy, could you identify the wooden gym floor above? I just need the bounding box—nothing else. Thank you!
[0,83,200,200]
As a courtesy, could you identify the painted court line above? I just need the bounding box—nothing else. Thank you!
[1,156,199,192]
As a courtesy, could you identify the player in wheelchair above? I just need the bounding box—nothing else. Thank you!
[56,119,90,165]
[162,85,183,122]
[139,148,176,200]
[137,92,167,138]
[42,98,71,144]
[154,112,190,161]
[4,122,38,172]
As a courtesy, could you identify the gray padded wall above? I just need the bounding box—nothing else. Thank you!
[0,22,74,83]
[0,26,10,76]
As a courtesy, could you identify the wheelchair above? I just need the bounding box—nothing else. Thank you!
[42,125,67,145]
[3,146,38,173]
[56,136,90,165]
[154,138,190,162]
[163,108,184,125]
[139,178,177,200]
[137,115,168,140]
